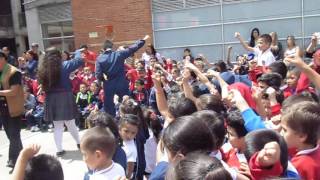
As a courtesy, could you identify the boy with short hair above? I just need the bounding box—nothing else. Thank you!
[80,126,125,179]
[281,101,320,180]
[130,79,149,106]
[235,32,275,67]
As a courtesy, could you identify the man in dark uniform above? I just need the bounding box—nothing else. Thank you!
[95,35,149,116]
[0,51,24,172]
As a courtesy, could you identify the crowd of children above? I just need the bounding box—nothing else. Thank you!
[4,29,320,180]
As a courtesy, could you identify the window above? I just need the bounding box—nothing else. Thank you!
[42,21,75,52]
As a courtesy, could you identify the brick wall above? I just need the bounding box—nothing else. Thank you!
[71,0,153,55]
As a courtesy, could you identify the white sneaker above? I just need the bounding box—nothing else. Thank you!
[31,126,40,132]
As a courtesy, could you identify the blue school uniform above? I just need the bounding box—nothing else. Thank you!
[95,40,145,116]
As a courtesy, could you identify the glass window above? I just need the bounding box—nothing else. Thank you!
[42,21,75,52]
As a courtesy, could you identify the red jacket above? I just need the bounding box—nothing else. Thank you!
[291,145,320,180]
[84,50,97,72]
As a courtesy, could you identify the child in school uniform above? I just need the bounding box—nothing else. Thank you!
[80,127,125,179]
[281,101,320,180]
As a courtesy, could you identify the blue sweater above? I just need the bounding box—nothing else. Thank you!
[241,108,266,132]
[27,59,38,79]
[95,40,145,81]
[50,52,84,92]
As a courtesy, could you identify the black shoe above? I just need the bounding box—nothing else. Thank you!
[77,144,80,149]
[6,160,14,168]
[9,168,14,174]
[56,150,66,157]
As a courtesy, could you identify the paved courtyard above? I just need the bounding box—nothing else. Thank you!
[0,129,88,180]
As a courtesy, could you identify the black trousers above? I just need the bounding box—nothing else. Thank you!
[1,115,23,164]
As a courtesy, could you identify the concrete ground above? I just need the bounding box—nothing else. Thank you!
[0,128,88,180]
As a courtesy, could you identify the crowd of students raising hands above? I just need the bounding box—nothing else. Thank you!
[6,28,320,180]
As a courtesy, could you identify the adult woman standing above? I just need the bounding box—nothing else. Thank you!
[249,28,260,48]
[284,35,301,58]
[25,50,38,79]
[38,47,84,156]
[142,44,161,67]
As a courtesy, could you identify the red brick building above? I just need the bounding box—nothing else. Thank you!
[71,0,153,53]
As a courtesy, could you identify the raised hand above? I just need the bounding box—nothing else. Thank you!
[143,35,150,41]
[256,141,280,167]
[20,144,41,160]
[235,32,241,39]
[284,56,306,68]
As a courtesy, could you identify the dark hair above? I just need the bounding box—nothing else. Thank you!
[135,79,145,86]
[282,101,320,145]
[281,92,317,111]
[268,61,287,79]
[168,96,197,119]
[184,48,191,53]
[86,111,122,145]
[62,51,71,60]
[215,60,227,72]
[27,50,39,61]
[25,154,64,180]
[196,94,227,114]
[244,129,288,176]
[147,44,157,56]
[258,72,283,90]
[170,152,232,180]
[80,44,88,49]
[287,35,296,47]
[142,107,163,141]
[226,108,248,138]
[259,34,272,45]
[103,40,113,50]
[0,51,7,61]
[193,110,226,150]
[249,28,260,47]
[37,47,62,92]
[81,126,116,158]
[119,114,141,128]
[119,98,148,130]
[163,115,214,155]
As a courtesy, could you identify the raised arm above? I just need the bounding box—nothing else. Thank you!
[152,73,174,127]
[185,62,219,95]
[235,32,255,52]
[118,35,149,59]
[285,52,320,90]
[226,46,233,67]
[182,68,197,103]
[12,144,41,180]
[64,50,85,73]
[306,34,318,54]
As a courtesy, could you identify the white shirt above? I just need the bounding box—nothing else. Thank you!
[89,161,125,180]
[122,140,137,163]
[144,128,158,173]
[253,47,276,66]
[142,52,161,67]
[285,46,298,58]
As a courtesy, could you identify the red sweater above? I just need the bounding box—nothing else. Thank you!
[291,145,320,180]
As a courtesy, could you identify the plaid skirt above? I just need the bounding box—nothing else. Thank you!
[45,91,78,122]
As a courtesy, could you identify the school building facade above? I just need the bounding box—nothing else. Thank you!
[25,0,320,61]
